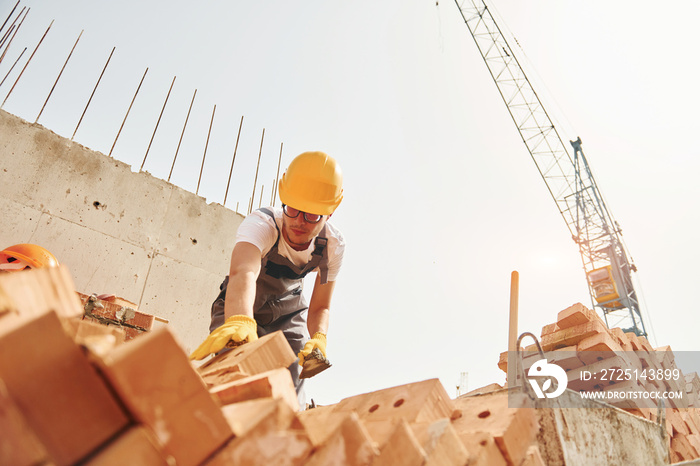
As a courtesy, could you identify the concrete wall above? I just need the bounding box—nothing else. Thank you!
[0,109,244,353]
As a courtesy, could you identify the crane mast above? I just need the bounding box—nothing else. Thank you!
[454,0,647,336]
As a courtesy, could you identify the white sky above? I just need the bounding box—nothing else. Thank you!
[2,0,699,404]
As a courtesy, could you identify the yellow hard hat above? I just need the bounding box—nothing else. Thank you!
[278,151,343,215]
[0,243,59,271]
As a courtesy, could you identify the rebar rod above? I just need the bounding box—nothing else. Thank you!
[141,75,176,171]
[36,30,83,123]
[0,1,20,36]
[72,46,115,140]
[1,18,52,109]
[196,104,216,195]
[168,88,197,181]
[0,46,24,88]
[0,6,28,67]
[272,142,283,206]
[249,128,265,214]
[110,67,148,156]
[223,115,244,206]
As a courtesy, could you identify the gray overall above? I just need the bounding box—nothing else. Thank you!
[210,207,330,408]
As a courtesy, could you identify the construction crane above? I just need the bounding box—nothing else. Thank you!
[454,0,648,336]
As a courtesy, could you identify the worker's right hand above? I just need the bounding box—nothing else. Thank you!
[189,315,258,361]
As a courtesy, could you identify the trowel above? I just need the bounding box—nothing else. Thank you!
[299,348,332,379]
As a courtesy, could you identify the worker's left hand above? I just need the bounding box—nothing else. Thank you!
[298,331,327,366]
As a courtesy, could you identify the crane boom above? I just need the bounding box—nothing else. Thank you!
[454,0,647,336]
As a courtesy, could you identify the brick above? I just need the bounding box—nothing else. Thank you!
[686,372,700,394]
[411,418,469,466]
[373,420,426,466]
[357,418,400,449]
[541,319,608,351]
[540,322,559,337]
[210,398,312,466]
[556,303,601,329]
[609,327,633,351]
[97,326,232,466]
[567,353,641,392]
[83,426,168,466]
[303,413,379,466]
[671,433,699,462]
[0,312,129,466]
[451,391,538,466]
[211,367,299,412]
[197,330,297,387]
[458,431,507,466]
[465,382,504,397]
[333,379,454,424]
[0,265,82,320]
[78,292,155,331]
[522,444,546,466]
[62,316,125,356]
[295,404,346,447]
[576,331,623,365]
[0,377,49,466]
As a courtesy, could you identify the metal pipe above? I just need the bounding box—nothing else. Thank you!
[168,88,197,181]
[36,30,83,123]
[72,46,115,140]
[110,67,148,156]
[0,46,24,89]
[223,115,244,206]
[196,104,216,195]
[1,19,52,109]
[249,128,265,214]
[507,270,520,386]
[140,75,176,171]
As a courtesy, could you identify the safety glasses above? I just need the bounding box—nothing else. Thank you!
[282,204,324,224]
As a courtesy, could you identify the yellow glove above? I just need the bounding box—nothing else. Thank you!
[298,332,327,366]
[189,315,258,361]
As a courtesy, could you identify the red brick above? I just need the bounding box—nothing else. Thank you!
[451,391,538,466]
[556,303,601,329]
[303,413,378,466]
[296,404,348,447]
[210,367,299,412]
[97,326,232,466]
[0,377,49,466]
[333,379,454,424]
[210,398,312,466]
[458,431,507,466]
[0,312,129,466]
[541,319,608,351]
[373,420,426,466]
[0,265,82,319]
[78,293,155,331]
[83,426,168,466]
[576,331,623,365]
[411,418,469,465]
[197,330,297,387]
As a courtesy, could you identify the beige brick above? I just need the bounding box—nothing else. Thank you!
[211,367,299,411]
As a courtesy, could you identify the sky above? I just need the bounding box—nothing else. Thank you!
[2,0,699,405]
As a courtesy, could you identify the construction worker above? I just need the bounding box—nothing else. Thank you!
[0,243,59,272]
[190,151,345,407]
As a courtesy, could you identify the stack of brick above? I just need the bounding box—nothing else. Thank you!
[498,302,700,464]
[1,266,548,465]
[77,292,156,341]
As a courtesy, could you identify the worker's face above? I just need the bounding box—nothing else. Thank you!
[281,205,328,251]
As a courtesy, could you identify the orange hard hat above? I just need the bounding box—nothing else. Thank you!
[278,151,343,215]
[0,244,59,272]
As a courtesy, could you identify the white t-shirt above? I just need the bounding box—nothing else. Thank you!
[235,207,345,282]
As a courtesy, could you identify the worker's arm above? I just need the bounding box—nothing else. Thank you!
[298,275,336,366]
[189,241,261,360]
[223,241,262,320]
[306,274,335,336]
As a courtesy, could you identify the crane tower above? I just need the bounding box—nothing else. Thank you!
[454,0,647,336]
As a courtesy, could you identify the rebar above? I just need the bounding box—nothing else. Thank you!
[272,142,283,206]
[141,75,176,171]
[169,88,197,181]
[72,46,115,140]
[0,1,19,36]
[196,104,216,195]
[0,6,28,67]
[1,18,52,109]
[0,46,24,89]
[249,128,265,214]
[223,115,244,206]
[36,29,83,123]
[110,67,148,156]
